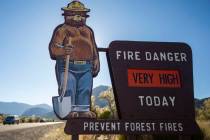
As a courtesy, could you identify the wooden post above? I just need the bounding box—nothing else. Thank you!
[98,48,108,52]
[72,134,79,140]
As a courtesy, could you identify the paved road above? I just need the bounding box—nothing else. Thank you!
[0,122,64,133]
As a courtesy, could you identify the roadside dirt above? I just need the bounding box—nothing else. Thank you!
[0,123,64,140]
[0,122,120,140]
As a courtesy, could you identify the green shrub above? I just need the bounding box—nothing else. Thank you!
[117,135,126,140]
[98,110,111,119]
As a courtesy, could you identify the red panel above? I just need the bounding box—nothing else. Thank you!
[128,69,181,88]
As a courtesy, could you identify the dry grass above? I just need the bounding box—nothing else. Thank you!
[38,124,69,140]
[197,121,210,140]
[37,124,93,140]
[0,123,64,140]
[38,124,120,140]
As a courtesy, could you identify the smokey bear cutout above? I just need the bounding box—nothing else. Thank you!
[49,0,100,119]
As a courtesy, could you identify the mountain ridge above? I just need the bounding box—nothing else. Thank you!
[22,107,51,117]
[194,97,210,108]
[92,85,110,107]
[0,85,109,116]
[0,102,52,116]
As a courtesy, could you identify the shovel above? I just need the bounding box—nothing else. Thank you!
[52,45,71,120]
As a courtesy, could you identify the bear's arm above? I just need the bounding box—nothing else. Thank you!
[49,25,66,60]
[88,27,98,61]
[88,27,100,77]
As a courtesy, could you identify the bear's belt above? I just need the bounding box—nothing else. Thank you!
[69,60,92,65]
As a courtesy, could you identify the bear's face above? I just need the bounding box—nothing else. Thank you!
[65,14,87,27]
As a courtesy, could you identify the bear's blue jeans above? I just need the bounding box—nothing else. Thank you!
[55,59,93,112]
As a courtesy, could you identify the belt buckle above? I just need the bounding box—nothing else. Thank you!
[74,61,86,64]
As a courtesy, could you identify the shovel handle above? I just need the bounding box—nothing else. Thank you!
[61,55,70,99]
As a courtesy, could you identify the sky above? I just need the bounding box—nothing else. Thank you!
[0,0,210,105]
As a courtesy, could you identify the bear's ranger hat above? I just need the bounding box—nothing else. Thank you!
[62,0,90,16]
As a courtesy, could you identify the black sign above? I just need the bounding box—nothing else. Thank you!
[65,41,200,135]
[108,41,195,120]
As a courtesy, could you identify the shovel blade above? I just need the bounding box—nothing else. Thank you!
[52,96,71,120]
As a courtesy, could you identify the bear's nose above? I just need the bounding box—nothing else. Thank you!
[74,15,82,21]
